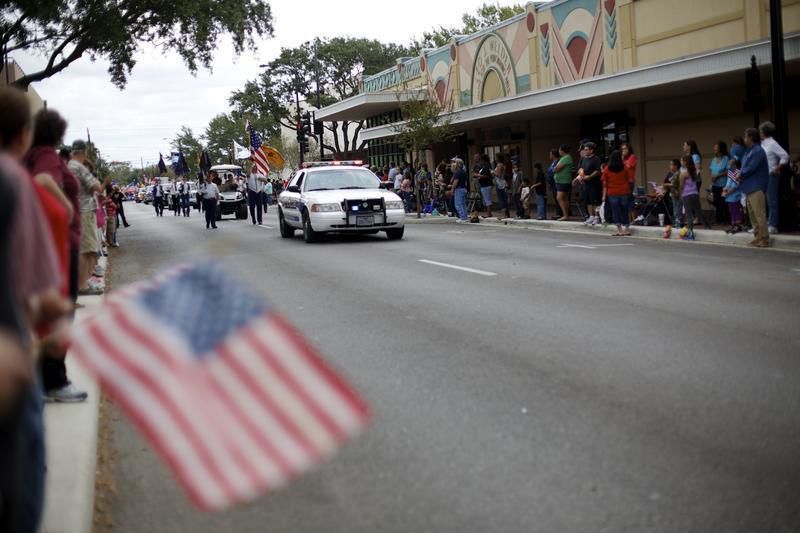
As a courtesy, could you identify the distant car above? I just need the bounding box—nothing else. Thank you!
[277,161,405,243]
[136,187,146,203]
[210,164,248,220]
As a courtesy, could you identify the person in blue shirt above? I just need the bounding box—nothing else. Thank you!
[709,141,730,225]
[722,159,744,234]
[739,128,770,247]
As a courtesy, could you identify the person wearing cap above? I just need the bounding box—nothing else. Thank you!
[68,139,106,294]
[450,157,469,222]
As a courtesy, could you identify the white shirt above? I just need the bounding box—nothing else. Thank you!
[762,137,789,175]
[203,182,219,199]
[177,181,190,195]
[247,172,265,193]
[265,182,273,195]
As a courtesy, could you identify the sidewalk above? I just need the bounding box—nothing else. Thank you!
[405,214,800,251]
[42,258,105,533]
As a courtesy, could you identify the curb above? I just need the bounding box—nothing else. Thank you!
[43,257,106,533]
[405,215,800,251]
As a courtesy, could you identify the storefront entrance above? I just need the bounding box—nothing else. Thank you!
[580,111,630,162]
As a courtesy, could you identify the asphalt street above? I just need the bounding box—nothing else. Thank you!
[107,202,800,533]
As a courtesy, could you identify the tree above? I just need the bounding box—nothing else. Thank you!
[203,113,248,165]
[229,37,411,159]
[170,126,202,176]
[412,3,526,50]
[1,0,274,89]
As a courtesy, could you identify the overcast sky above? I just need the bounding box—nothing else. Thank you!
[15,0,500,166]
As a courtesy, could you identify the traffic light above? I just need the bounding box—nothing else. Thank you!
[301,111,312,134]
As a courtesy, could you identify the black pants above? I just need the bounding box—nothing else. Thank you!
[712,185,728,224]
[172,196,180,215]
[513,192,524,217]
[248,190,263,224]
[116,202,128,226]
[153,197,164,216]
[204,199,218,228]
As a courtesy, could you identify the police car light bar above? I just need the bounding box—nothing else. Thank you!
[301,160,364,168]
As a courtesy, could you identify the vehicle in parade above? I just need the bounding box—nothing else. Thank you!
[210,164,248,220]
[278,161,406,243]
[136,187,146,203]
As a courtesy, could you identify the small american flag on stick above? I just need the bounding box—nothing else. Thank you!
[70,262,370,510]
[246,120,271,176]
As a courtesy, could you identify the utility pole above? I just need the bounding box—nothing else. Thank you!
[314,39,324,161]
[295,90,304,165]
[769,0,788,150]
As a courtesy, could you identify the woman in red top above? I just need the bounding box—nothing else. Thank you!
[621,142,638,178]
[602,150,635,236]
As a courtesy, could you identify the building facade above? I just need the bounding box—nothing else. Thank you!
[317,0,800,186]
[1,60,45,113]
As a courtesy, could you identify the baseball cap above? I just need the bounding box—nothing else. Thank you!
[71,139,87,152]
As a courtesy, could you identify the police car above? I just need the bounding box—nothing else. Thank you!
[278,161,405,243]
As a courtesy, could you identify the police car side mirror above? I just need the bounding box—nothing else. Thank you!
[287,185,301,193]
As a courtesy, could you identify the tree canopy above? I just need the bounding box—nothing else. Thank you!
[1,0,274,88]
[412,2,526,49]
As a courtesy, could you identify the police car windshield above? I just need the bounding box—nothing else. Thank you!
[306,168,378,192]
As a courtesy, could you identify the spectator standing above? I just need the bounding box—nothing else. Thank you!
[532,163,547,220]
[759,121,790,234]
[473,153,493,218]
[546,148,561,218]
[111,185,130,227]
[493,154,509,218]
[602,150,634,236]
[553,144,573,221]
[577,141,602,225]
[451,158,469,222]
[264,179,273,212]
[722,159,744,234]
[731,136,746,162]
[661,159,683,230]
[103,186,118,247]
[679,155,706,241]
[709,141,731,224]
[68,140,104,295]
[388,161,399,190]
[740,128,770,247]
[683,140,702,188]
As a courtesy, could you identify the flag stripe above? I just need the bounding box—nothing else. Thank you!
[103,306,256,502]
[217,342,322,461]
[71,325,225,509]
[236,327,338,452]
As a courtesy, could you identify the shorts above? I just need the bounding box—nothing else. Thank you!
[480,186,493,207]
[555,183,572,194]
[79,211,99,254]
[583,180,602,204]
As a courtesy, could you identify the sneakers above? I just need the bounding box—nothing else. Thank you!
[112,242,120,247]
[78,286,103,295]
[768,226,779,234]
[455,219,468,224]
[44,382,88,403]
[93,265,105,277]
[590,216,598,226]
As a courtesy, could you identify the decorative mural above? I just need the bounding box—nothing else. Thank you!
[540,23,551,67]
[547,0,605,83]
[423,47,455,111]
[604,0,617,49]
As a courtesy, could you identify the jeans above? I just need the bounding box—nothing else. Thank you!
[672,196,683,227]
[536,194,546,219]
[454,188,468,220]
[607,194,630,227]
[480,186,493,208]
[181,194,190,216]
[248,190,263,224]
[767,173,780,228]
[264,194,272,212]
[496,186,508,211]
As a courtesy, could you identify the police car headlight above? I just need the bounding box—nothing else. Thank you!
[236,192,243,200]
[385,201,404,210]
[310,203,342,212]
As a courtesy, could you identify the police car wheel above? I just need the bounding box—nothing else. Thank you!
[279,211,295,238]
[386,227,404,240]
[302,213,318,243]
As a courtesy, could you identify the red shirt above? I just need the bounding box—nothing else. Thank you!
[104,196,117,218]
[25,146,81,249]
[602,167,633,197]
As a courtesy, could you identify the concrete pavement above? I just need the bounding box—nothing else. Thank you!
[54,202,800,532]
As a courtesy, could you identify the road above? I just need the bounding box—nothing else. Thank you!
[106,202,800,533]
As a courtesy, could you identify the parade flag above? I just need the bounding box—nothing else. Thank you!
[158,153,168,174]
[233,140,251,160]
[246,121,271,176]
[70,262,370,511]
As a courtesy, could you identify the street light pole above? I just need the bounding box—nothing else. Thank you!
[314,40,324,161]
[769,0,788,150]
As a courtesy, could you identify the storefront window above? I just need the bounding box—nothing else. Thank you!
[581,112,629,162]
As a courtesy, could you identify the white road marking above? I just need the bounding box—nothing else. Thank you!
[446,229,498,234]
[418,259,497,277]
[557,243,635,250]
[256,225,274,230]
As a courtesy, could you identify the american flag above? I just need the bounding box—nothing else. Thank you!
[70,262,370,511]
[247,120,271,176]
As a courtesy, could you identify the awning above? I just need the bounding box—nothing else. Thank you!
[316,89,426,122]
[359,33,800,141]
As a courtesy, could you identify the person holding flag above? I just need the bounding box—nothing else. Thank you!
[246,121,271,225]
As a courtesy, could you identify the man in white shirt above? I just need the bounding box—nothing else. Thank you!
[203,175,220,229]
[247,167,268,225]
[759,121,790,233]
[151,177,165,217]
[177,175,191,217]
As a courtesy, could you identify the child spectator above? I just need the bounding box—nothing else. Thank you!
[532,163,547,220]
[722,159,744,234]
[103,186,118,247]
[520,177,531,218]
